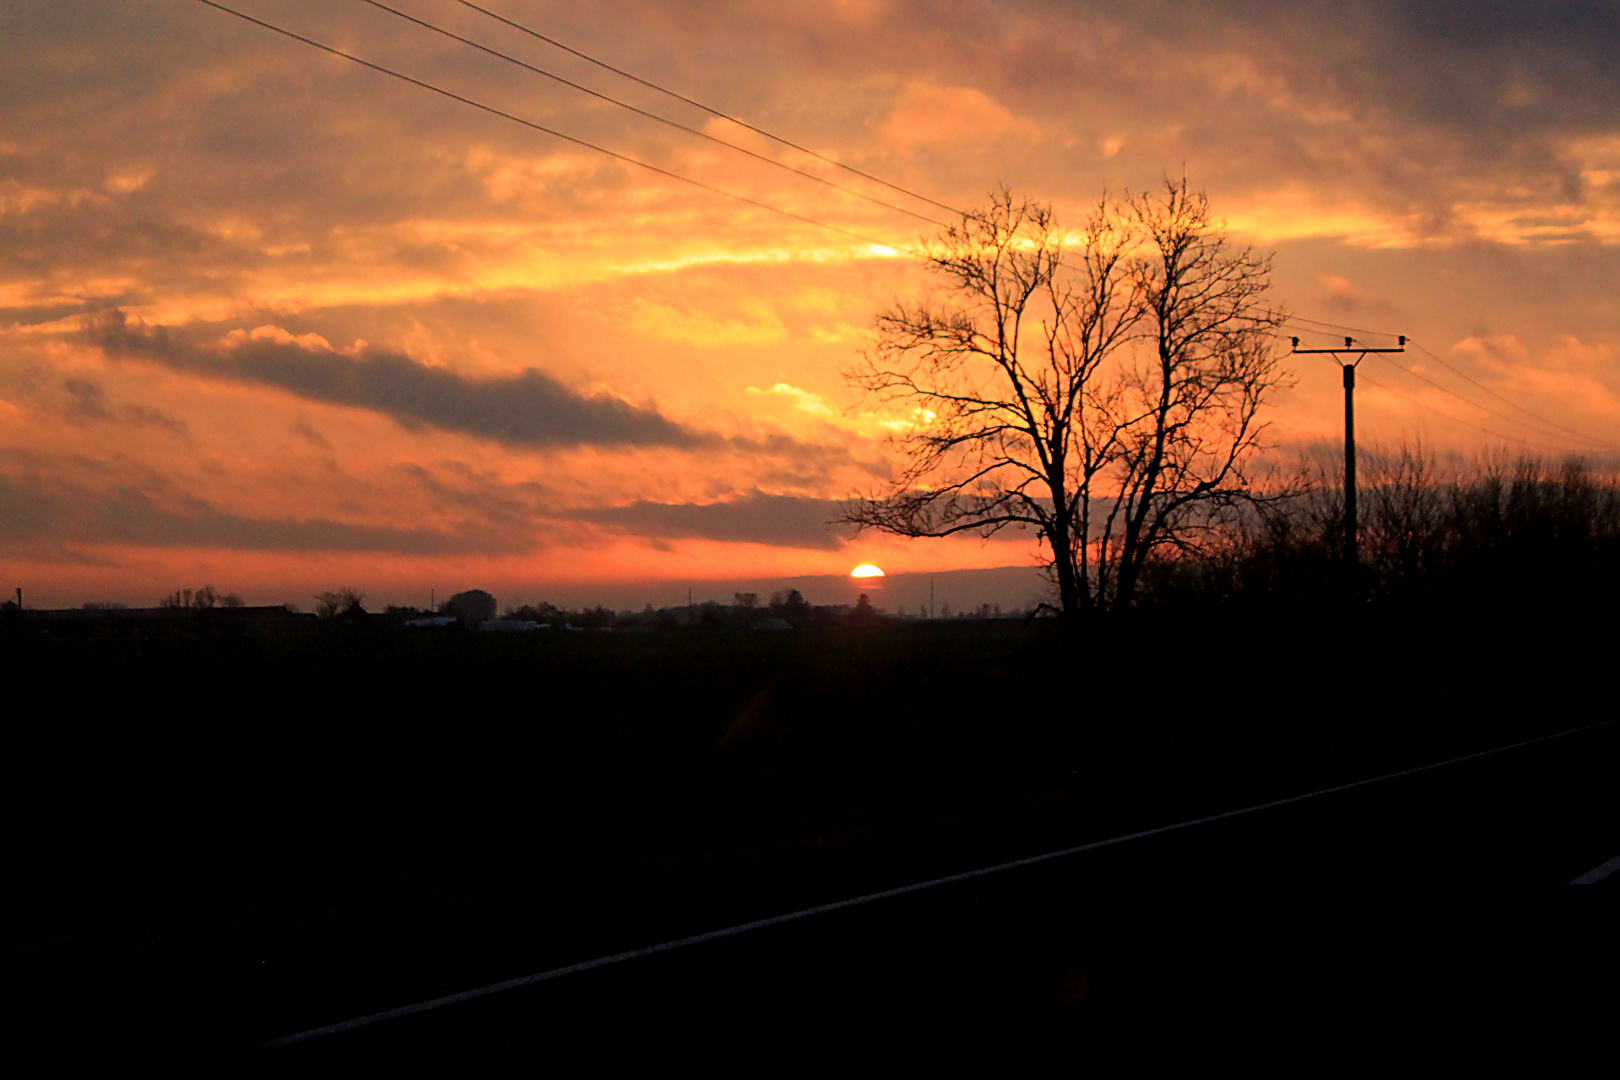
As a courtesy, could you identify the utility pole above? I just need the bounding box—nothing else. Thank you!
[1290,335,1406,575]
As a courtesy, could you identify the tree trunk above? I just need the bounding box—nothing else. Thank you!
[1048,526,1083,625]
[1112,552,1143,613]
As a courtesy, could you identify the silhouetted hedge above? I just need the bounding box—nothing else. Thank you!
[1134,445,1620,617]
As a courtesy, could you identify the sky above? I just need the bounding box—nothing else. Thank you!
[4,0,1620,610]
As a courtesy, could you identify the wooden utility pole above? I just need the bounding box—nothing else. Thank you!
[1291,335,1406,573]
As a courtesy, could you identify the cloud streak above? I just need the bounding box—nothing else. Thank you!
[60,377,188,435]
[575,491,852,550]
[90,312,706,450]
[0,471,510,556]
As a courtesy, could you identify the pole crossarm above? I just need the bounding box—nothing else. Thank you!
[1289,335,1406,363]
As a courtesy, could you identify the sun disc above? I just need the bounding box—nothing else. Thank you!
[850,563,886,578]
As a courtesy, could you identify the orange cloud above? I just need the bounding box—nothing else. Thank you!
[880,82,1042,148]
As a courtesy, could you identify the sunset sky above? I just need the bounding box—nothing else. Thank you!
[5,0,1620,610]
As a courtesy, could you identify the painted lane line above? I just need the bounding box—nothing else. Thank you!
[1570,853,1620,885]
[262,717,1618,1048]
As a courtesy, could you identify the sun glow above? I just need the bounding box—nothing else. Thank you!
[850,563,886,578]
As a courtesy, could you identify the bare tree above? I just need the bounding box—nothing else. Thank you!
[314,587,365,620]
[843,181,1287,620]
[1095,181,1289,609]
[160,584,221,610]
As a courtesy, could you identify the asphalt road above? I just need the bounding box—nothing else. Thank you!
[262,720,1619,1062]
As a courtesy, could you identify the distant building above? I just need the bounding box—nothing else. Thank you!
[405,616,459,629]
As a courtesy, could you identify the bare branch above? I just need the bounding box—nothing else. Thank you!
[842,181,1288,620]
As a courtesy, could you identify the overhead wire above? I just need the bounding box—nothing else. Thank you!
[452,0,964,217]
[1284,313,1405,341]
[1292,348,1578,455]
[193,0,913,254]
[193,1,1620,461]
[355,0,949,228]
[1371,346,1617,450]
[1406,336,1620,450]
[1358,369,1574,454]
[1278,318,1618,451]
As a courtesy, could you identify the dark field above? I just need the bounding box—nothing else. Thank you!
[4,615,1610,1054]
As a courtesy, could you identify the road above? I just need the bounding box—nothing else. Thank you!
[264,719,1619,1059]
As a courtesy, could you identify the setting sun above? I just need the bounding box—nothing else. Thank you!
[850,564,886,578]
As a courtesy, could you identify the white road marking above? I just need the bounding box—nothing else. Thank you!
[1570,853,1620,885]
[263,717,1618,1048]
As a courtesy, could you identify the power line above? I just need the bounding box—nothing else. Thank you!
[1349,335,1587,444]
[1295,350,1578,454]
[1372,346,1618,450]
[451,0,1216,290]
[1278,319,1615,450]
[193,1,911,254]
[1359,370,1578,454]
[1405,336,1620,450]
[1284,313,1405,342]
[1283,317,1618,450]
[1279,319,1400,349]
[356,0,948,228]
[186,2,1620,461]
[454,0,964,218]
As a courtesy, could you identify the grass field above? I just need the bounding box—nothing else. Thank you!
[4,613,1596,1046]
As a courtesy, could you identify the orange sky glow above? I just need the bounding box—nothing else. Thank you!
[5,1,1620,610]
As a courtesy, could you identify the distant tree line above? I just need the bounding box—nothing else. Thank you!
[161,585,245,610]
[498,588,832,631]
[361,588,1028,631]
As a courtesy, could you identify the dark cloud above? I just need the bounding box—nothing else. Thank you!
[0,471,512,556]
[395,460,554,533]
[84,312,859,462]
[89,312,704,449]
[61,378,113,423]
[290,416,333,451]
[60,377,188,434]
[1313,1,1620,131]
[575,490,852,549]
[0,295,132,330]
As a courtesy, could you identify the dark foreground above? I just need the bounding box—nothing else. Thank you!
[277,721,1619,1062]
[5,616,1616,1059]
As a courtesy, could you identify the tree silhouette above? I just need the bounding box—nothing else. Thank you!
[770,588,811,627]
[441,589,496,624]
[161,584,241,610]
[314,587,364,620]
[844,182,1287,621]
